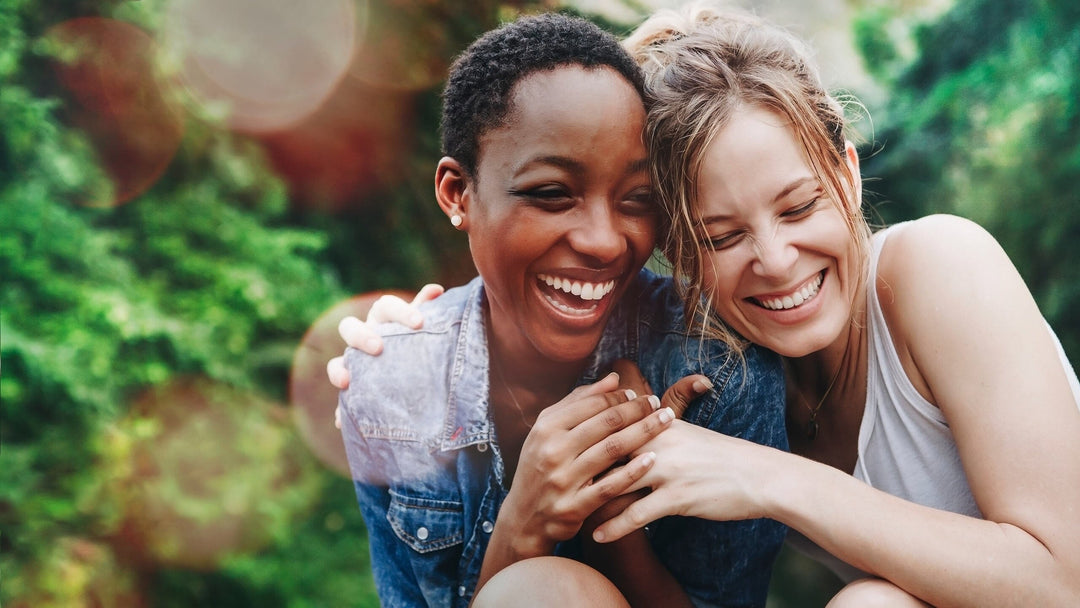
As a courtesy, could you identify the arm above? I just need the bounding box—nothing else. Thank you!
[577,362,712,608]
[579,491,693,608]
[351,482,431,608]
[598,216,1080,607]
[340,394,441,608]
[475,373,678,597]
[836,215,1080,605]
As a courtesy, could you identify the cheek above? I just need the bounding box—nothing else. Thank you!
[620,216,658,263]
[700,252,735,299]
[632,220,658,252]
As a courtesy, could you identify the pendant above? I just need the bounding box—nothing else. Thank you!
[805,419,819,440]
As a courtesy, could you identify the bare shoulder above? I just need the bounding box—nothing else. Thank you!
[876,214,1014,300]
[874,215,1033,386]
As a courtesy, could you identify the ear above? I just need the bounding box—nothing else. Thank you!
[435,157,472,230]
[843,140,862,209]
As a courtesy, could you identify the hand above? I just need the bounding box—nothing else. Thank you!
[327,284,444,428]
[496,372,677,556]
[591,421,780,543]
[609,359,713,422]
[575,362,712,534]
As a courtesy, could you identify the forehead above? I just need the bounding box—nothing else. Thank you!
[475,66,646,168]
[699,106,815,206]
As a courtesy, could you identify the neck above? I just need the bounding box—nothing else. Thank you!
[485,319,588,422]
[783,291,868,460]
[787,282,868,388]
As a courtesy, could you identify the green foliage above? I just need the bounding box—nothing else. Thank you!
[0,0,347,604]
[859,0,1080,365]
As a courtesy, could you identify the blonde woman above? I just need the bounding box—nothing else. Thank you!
[588,4,1080,606]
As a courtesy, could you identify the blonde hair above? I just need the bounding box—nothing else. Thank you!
[625,2,871,352]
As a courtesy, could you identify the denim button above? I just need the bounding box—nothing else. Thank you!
[481,520,493,534]
[458,586,467,597]
[416,526,429,540]
[476,443,488,452]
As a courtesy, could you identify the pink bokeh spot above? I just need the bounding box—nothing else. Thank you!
[164,0,357,133]
[289,290,416,477]
[48,18,185,207]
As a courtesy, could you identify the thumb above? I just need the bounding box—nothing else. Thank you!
[610,359,652,397]
[662,375,714,420]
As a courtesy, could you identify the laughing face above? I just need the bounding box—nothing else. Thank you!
[442,65,656,364]
[695,105,861,358]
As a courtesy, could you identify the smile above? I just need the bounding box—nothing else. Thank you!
[536,273,616,313]
[752,271,824,311]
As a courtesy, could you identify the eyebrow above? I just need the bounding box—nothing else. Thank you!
[700,176,817,225]
[514,155,649,176]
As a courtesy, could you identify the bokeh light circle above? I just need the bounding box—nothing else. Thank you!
[289,290,415,477]
[47,18,185,207]
[164,0,356,133]
[348,1,455,92]
[105,378,319,570]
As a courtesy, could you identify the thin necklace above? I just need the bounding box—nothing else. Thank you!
[492,361,534,430]
[799,361,843,441]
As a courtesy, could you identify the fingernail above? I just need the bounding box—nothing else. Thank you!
[408,312,422,326]
[364,338,380,352]
[659,406,674,423]
[608,371,620,381]
[593,529,606,542]
[641,451,656,467]
[693,378,714,393]
[625,389,637,400]
[647,395,661,411]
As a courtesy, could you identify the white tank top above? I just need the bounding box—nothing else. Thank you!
[788,223,1080,581]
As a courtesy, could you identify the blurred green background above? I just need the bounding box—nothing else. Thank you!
[2,0,1077,606]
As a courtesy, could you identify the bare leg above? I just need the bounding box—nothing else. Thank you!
[471,556,630,608]
[827,578,931,608]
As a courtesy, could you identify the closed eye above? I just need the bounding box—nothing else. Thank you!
[509,187,574,210]
[782,198,818,218]
[701,230,746,251]
[620,187,656,216]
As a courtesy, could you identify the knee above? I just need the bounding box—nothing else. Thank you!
[827,578,929,608]
[472,556,629,608]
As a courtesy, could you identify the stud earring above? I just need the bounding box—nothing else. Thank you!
[450,214,463,227]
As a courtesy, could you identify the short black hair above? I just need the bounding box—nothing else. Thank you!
[441,13,645,177]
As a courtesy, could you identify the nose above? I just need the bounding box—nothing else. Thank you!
[567,203,628,264]
[750,226,798,278]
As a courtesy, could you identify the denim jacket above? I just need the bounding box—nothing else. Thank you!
[339,269,787,608]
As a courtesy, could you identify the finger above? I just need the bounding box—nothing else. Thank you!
[662,374,714,420]
[580,450,656,514]
[569,392,660,451]
[338,316,384,354]
[327,355,351,389]
[591,489,667,543]
[368,294,422,328]
[541,373,631,427]
[574,403,674,478]
[410,283,445,307]
[334,405,342,429]
[611,359,652,396]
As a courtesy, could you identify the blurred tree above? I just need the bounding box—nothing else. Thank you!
[856,0,1080,366]
[0,0,353,604]
[0,0,552,606]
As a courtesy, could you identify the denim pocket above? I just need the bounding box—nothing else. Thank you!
[386,489,465,554]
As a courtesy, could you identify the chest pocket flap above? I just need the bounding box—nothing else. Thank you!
[387,489,465,554]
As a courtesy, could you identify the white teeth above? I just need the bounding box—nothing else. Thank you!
[757,272,823,311]
[537,274,616,302]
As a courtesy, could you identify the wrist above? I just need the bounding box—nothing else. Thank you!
[492,498,556,558]
[750,446,801,521]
